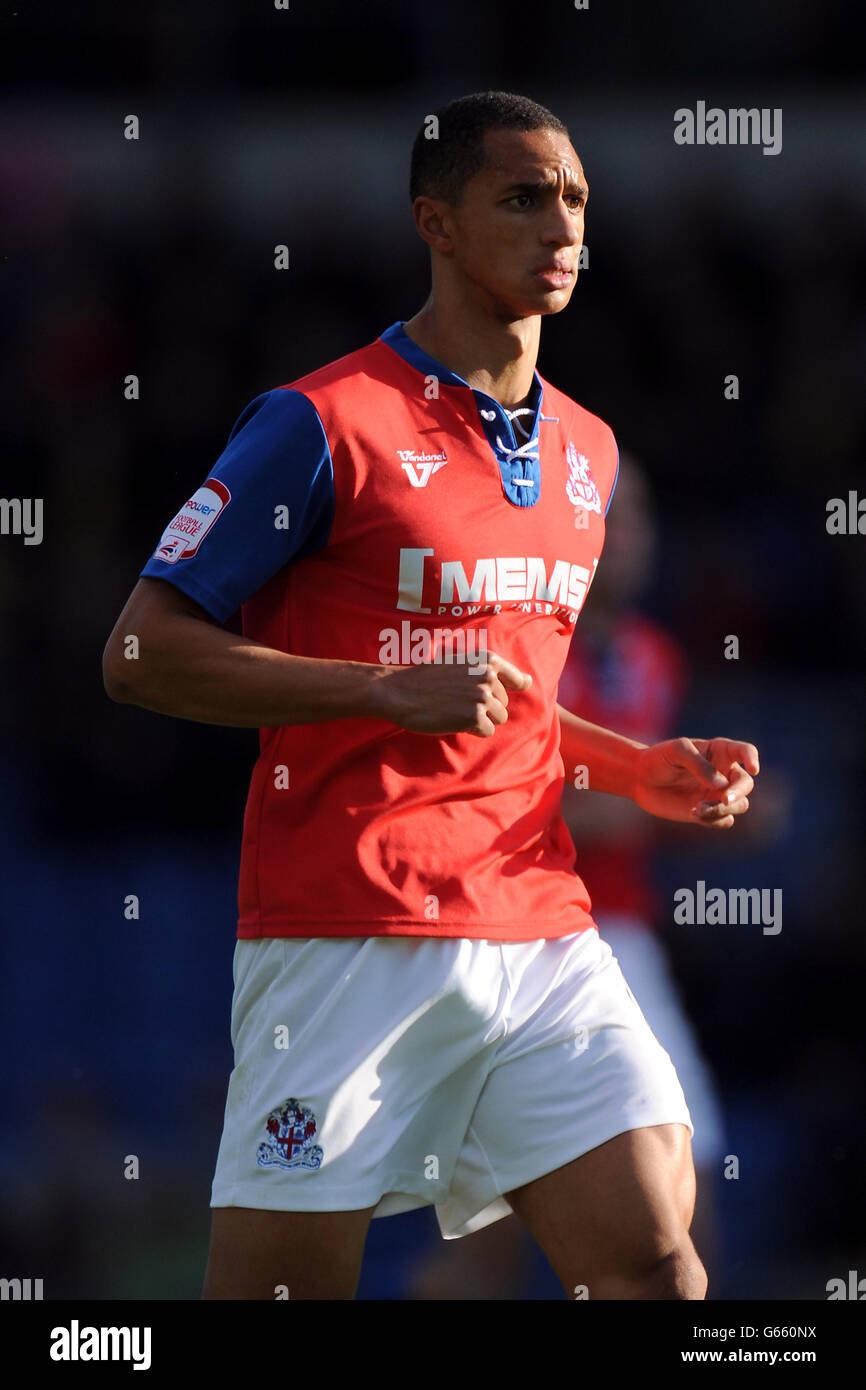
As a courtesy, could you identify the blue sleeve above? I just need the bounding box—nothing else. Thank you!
[604,438,620,518]
[140,388,335,623]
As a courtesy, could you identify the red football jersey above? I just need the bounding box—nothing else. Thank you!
[143,322,619,939]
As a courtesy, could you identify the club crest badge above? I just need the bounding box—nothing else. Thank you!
[257,1098,324,1172]
[565,442,602,514]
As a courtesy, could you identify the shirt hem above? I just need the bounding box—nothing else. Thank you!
[237,916,598,941]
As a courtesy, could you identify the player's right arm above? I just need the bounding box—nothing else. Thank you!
[102,576,530,735]
[103,386,530,737]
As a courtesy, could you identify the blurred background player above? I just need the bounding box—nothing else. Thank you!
[391,451,727,1300]
[556,451,726,1281]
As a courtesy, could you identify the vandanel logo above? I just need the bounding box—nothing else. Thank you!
[397,449,448,487]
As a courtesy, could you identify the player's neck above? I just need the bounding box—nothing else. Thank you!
[403,299,540,410]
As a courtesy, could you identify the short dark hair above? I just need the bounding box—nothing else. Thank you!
[409,91,570,206]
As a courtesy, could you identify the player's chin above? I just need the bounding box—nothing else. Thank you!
[525,280,578,314]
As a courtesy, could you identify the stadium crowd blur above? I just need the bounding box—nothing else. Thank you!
[1,0,864,1298]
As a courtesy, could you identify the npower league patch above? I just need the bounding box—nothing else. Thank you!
[154,478,231,563]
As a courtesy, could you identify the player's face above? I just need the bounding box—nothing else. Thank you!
[448,128,588,318]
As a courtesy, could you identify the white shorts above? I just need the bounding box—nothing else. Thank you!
[596,915,726,1168]
[210,926,693,1239]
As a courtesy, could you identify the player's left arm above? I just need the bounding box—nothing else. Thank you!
[556,703,759,830]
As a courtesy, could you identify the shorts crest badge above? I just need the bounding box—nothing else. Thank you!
[257,1098,324,1171]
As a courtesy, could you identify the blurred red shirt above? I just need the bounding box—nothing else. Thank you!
[557,615,687,923]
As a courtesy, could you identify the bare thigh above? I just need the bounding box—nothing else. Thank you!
[202,1205,377,1300]
[506,1122,706,1300]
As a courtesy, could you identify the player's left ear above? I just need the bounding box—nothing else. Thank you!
[412,197,455,253]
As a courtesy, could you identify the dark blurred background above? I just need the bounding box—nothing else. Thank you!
[1,0,864,1299]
